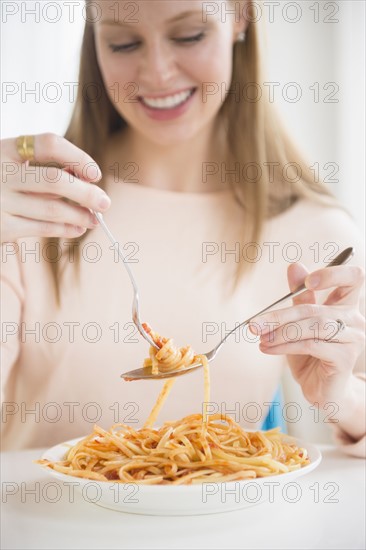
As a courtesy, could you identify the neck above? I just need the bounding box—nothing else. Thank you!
[113,119,230,193]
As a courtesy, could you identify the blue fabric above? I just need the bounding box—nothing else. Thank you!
[262,387,287,433]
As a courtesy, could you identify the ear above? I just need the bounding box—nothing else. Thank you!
[232,0,251,38]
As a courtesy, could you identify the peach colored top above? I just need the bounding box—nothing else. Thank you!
[1,181,365,455]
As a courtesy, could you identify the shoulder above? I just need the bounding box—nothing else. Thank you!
[278,197,353,224]
[265,197,364,268]
[273,198,362,241]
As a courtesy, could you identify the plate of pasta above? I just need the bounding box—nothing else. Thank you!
[36,326,322,515]
[38,419,321,515]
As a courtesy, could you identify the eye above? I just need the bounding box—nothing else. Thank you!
[108,31,206,53]
[174,32,205,44]
[109,42,141,53]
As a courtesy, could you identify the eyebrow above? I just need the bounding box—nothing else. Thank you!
[101,10,203,27]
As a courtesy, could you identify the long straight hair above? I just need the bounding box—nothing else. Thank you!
[46,0,344,305]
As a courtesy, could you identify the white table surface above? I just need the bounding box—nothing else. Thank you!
[1,444,365,550]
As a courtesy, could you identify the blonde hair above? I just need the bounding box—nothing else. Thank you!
[46,0,344,305]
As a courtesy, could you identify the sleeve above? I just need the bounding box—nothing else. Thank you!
[0,242,24,402]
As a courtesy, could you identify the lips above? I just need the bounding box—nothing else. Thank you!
[138,88,196,110]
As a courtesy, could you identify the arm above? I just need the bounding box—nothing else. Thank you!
[329,349,366,457]
[251,203,366,456]
[0,242,24,402]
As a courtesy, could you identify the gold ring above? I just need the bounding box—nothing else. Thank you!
[16,135,35,162]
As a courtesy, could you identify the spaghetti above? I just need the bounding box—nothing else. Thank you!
[141,323,200,375]
[140,323,210,428]
[38,416,309,484]
[38,326,310,484]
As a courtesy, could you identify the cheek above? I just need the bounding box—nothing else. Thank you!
[95,42,136,100]
[181,39,233,91]
[185,44,233,111]
[207,35,234,83]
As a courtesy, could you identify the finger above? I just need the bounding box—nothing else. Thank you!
[249,303,344,334]
[249,262,316,334]
[287,262,316,306]
[305,265,365,306]
[6,192,99,230]
[6,166,111,213]
[258,338,351,365]
[3,134,102,182]
[3,213,88,241]
[260,317,356,347]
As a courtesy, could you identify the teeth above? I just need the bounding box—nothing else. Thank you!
[142,89,193,109]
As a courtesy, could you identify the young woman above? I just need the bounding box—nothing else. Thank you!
[1,0,365,455]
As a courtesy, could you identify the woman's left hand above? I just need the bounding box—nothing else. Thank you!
[250,262,365,408]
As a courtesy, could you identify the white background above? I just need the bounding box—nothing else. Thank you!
[1,0,365,442]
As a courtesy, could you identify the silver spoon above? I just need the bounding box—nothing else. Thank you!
[121,247,354,381]
[93,211,159,351]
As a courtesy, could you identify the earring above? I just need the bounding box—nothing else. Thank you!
[236,31,246,42]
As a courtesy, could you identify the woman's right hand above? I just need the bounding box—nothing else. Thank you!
[1,133,111,244]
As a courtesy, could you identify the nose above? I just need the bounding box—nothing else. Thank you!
[138,39,177,90]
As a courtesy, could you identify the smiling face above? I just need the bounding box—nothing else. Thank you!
[93,0,244,147]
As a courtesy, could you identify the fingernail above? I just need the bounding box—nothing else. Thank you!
[90,213,99,226]
[306,275,320,289]
[259,340,269,348]
[95,165,102,181]
[98,194,111,210]
[75,226,87,234]
[82,164,102,182]
[249,323,260,334]
[250,318,268,331]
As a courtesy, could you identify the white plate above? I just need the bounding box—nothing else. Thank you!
[38,435,322,515]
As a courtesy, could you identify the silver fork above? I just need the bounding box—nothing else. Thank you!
[93,211,159,350]
[121,247,354,381]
